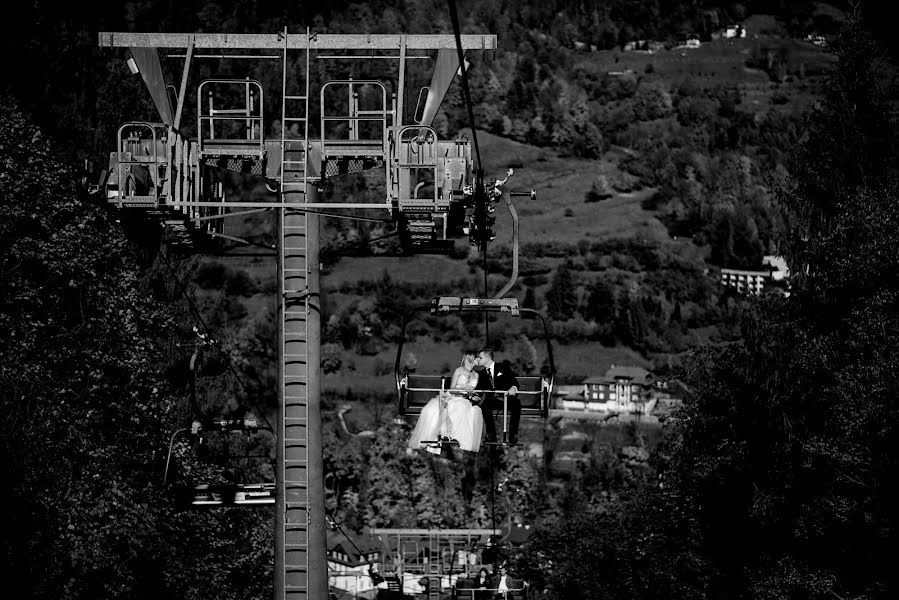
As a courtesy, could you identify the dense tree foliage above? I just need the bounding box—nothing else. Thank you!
[0,99,273,599]
[519,16,899,599]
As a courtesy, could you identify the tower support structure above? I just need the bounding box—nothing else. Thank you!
[97,28,496,600]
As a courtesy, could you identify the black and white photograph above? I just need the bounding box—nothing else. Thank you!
[4,1,899,599]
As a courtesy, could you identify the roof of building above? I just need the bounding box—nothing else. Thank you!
[327,530,381,567]
[583,365,653,386]
[553,384,584,397]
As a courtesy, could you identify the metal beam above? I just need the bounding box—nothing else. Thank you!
[172,36,194,130]
[370,529,501,536]
[162,201,392,209]
[191,207,272,222]
[420,48,463,127]
[305,205,327,600]
[99,32,496,51]
[129,47,174,125]
[205,231,275,249]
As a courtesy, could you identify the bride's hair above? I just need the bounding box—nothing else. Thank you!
[460,349,477,367]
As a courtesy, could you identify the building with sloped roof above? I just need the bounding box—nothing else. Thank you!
[581,365,655,414]
[327,530,382,597]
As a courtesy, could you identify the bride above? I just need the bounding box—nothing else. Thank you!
[408,349,485,453]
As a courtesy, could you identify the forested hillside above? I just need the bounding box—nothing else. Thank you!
[5,1,899,599]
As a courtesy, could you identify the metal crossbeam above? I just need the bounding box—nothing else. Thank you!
[370,529,500,536]
[98,32,497,51]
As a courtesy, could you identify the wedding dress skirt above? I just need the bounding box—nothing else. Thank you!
[408,393,484,452]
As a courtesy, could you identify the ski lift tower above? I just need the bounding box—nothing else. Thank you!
[96,29,496,600]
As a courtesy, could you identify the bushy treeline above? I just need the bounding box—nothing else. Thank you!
[8,0,845,162]
[318,236,744,381]
[322,403,659,536]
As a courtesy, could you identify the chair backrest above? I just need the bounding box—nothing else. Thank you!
[516,376,546,415]
[400,374,449,415]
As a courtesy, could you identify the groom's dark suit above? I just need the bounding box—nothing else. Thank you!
[474,361,520,444]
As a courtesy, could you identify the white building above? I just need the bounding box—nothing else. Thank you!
[721,255,790,296]
[712,24,747,40]
[720,268,767,295]
[582,365,656,414]
[763,255,789,281]
[327,530,381,597]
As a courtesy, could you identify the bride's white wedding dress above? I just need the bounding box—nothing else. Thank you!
[408,369,484,453]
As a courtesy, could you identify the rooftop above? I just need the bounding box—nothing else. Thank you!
[327,530,381,567]
[583,365,653,386]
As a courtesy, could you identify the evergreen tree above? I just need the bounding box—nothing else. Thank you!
[545,262,578,321]
[583,279,615,323]
[670,300,683,324]
[523,286,537,310]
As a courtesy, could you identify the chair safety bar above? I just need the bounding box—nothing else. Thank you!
[453,587,526,599]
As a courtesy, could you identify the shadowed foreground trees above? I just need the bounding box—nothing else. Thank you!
[520,17,899,600]
[0,99,272,599]
[669,18,899,598]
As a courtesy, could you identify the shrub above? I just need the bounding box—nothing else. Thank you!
[194,261,229,289]
[225,269,257,296]
[405,319,430,340]
[322,343,343,374]
[373,357,393,376]
[221,296,247,322]
[585,175,614,203]
[611,252,641,272]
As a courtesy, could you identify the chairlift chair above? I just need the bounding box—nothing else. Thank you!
[163,329,276,508]
[163,415,276,508]
[395,296,555,446]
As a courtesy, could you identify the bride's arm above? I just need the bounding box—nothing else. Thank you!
[466,372,480,404]
[449,367,465,390]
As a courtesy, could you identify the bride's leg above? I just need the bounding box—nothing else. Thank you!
[446,398,472,447]
[438,395,455,439]
[410,399,440,448]
[469,403,484,452]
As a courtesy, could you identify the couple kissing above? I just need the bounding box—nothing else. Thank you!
[407,348,521,453]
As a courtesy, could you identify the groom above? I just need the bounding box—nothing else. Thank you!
[473,349,521,445]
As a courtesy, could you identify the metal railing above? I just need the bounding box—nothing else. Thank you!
[113,121,167,206]
[197,78,264,155]
[399,377,550,418]
[399,383,546,442]
[320,80,391,149]
[453,586,526,600]
[394,125,438,166]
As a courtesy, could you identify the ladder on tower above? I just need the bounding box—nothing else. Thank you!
[279,27,312,600]
[427,531,441,600]
[281,26,310,198]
